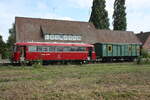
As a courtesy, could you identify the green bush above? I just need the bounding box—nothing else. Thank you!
[141,49,150,58]
[137,49,150,64]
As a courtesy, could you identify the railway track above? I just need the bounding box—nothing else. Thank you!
[0,59,136,66]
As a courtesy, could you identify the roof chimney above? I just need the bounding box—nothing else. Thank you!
[140,31,144,34]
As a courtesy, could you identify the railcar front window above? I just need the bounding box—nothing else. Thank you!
[13,46,17,52]
[13,46,21,52]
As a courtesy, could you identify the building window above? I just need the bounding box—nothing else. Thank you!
[44,35,49,40]
[77,36,82,41]
[44,34,82,41]
[49,35,55,40]
[72,36,77,40]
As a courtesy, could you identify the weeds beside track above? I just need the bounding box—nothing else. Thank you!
[0,63,150,100]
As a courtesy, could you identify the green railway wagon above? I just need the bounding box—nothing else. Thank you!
[94,43,141,61]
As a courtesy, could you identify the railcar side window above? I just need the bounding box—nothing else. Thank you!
[49,46,55,52]
[29,46,37,52]
[63,47,71,51]
[137,46,140,51]
[37,46,42,52]
[71,47,78,51]
[42,47,48,52]
[78,47,86,51]
[56,46,63,52]
[29,46,87,52]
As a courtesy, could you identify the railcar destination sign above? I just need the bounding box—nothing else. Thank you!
[44,34,82,41]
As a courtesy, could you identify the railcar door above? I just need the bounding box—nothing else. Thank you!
[20,46,26,61]
[88,47,93,60]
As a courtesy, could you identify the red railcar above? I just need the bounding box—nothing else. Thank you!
[12,42,96,64]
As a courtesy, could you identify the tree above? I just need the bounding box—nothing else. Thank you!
[89,0,109,29]
[0,35,7,59]
[7,23,16,47]
[7,23,16,58]
[0,35,5,53]
[113,0,127,30]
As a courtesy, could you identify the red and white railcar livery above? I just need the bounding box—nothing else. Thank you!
[12,42,96,64]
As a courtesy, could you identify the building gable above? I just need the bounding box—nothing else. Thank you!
[136,32,150,50]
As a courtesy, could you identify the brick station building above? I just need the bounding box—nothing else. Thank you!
[136,32,150,52]
[15,17,140,45]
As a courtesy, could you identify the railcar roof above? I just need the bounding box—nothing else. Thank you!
[15,42,94,47]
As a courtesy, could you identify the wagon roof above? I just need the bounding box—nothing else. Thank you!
[96,30,141,44]
[15,42,94,47]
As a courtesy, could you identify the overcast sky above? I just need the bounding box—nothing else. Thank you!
[0,0,150,41]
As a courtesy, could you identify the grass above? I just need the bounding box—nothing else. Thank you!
[0,63,150,100]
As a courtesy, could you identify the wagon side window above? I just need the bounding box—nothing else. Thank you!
[108,45,112,52]
[128,46,132,51]
[28,46,37,52]
[137,46,140,51]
